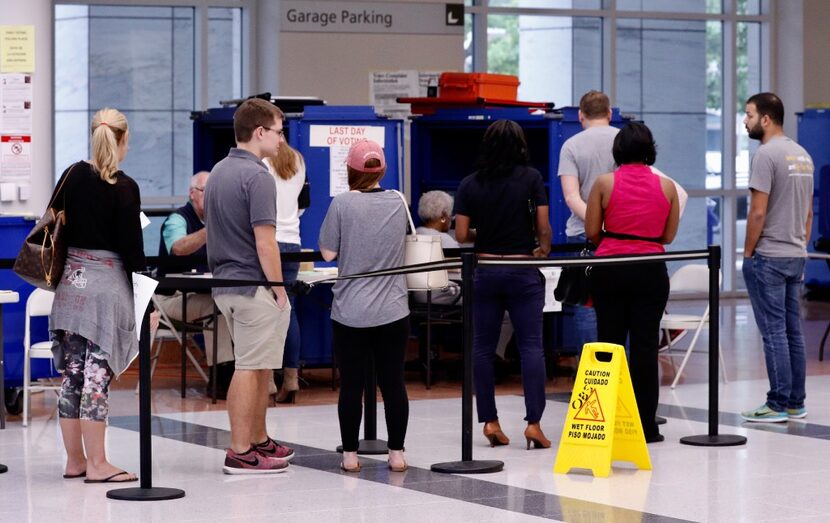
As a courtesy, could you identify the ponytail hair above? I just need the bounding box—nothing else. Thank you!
[90,107,128,184]
[266,142,302,180]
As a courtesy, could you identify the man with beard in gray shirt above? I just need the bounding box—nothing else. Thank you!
[740,92,814,423]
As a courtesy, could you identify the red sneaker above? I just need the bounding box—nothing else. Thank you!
[223,447,289,475]
[254,437,295,461]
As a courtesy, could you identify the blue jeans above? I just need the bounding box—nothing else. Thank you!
[279,242,301,368]
[566,234,597,352]
[473,266,546,423]
[743,254,807,412]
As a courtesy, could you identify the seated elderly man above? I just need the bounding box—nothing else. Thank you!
[156,171,234,398]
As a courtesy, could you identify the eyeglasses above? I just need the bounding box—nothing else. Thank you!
[191,186,205,192]
[261,126,285,137]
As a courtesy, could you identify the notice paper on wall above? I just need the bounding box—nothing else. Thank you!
[329,146,350,197]
[1,73,32,134]
[0,26,35,73]
[0,134,31,184]
[370,70,440,119]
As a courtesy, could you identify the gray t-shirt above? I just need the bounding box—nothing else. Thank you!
[205,148,278,296]
[749,135,814,258]
[557,125,619,236]
[319,190,409,328]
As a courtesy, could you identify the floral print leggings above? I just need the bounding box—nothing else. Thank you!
[58,331,113,422]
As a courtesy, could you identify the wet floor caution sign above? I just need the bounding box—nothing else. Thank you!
[553,343,651,477]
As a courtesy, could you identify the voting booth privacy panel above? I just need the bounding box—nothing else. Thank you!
[193,104,404,366]
[1,216,56,391]
[408,106,628,243]
[796,109,830,288]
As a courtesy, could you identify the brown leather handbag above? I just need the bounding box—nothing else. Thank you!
[13,164,77,290]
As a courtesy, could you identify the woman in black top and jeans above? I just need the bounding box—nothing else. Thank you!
[49,108,145,483]
[454,120,553,449]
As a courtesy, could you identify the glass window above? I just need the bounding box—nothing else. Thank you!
[488,15,602,107]
[737,0,763,15]
[489,0,602,8]
[616,18,715,190]
[617,0,720,14]
[207,7,242,106]
[735,22,762,189]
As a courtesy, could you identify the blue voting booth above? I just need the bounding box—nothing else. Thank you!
[1,217,58,413]
[193,104,404,365]
[408,106,629,353]
[409,106,628,243]
[797,109,830,288]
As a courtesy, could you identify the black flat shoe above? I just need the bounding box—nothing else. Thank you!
[645,433,665,444]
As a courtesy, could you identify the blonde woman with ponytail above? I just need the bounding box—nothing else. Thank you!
[48,107,145,483]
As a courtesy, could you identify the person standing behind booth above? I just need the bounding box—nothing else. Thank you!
[740,92,814,423]
[585,122,679,443]
[204,98,294,474]
[264,143,306,404]
[156,171,235,399]
[319,139,410,473]
[454,119,553,450]
[49,108,143,483]
[558,90,618,352]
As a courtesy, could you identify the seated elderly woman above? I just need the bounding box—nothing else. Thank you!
[416,190,461,250]
[414,191,461,305]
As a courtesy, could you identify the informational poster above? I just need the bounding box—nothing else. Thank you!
[0,26,35,73]
[1,73,33,133]
[369,70,441,119]
[0,135,31,183]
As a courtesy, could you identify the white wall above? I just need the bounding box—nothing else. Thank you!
[274,0,463,103]
[0,0,52,216]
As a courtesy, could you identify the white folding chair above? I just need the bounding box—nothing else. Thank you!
[660,264,728,389]
[135,295,209,394]
[23,288,60,427]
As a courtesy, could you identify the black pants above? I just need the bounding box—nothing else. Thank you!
[332,317,410,452]
[590,262,669,439]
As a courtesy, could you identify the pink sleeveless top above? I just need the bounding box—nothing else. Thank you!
[596,164,671,256]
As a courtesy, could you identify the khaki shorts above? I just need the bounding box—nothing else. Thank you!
[214,287,290,370]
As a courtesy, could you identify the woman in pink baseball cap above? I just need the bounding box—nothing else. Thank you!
[319,139,410,473]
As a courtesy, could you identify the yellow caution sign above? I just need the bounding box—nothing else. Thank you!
[554,343,651,477]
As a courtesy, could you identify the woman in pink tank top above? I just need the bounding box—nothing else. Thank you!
[584,123,680,443]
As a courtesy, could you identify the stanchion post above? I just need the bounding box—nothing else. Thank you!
[107,304,185,501]
[680,245,747,447]
[432,252,503,473]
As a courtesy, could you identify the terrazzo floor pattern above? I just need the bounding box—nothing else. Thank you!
[5,298,830,522]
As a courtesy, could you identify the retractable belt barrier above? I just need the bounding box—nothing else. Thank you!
[0,243,747,495]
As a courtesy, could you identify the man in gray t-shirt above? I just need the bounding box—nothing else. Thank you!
[203,98,294,474]
[557,90,618,352]
[740,92,814,423]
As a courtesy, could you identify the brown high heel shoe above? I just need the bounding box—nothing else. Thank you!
[524,423,551,450]
[483,420,510,447]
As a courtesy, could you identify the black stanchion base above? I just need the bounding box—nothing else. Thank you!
[0,463,7,474]
[431,460,504,474]
[656,415,667,425]
[106,487,186,501]
[680,434,747,447]
[336,439,389,455]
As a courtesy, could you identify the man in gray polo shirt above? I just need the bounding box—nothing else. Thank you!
[557,90,618,352]
[740,92,814,423]
[204,98,293,473]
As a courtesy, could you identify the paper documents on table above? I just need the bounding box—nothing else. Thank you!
[132,273,158,341]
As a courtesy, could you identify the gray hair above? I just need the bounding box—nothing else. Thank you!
[417,190,454,222]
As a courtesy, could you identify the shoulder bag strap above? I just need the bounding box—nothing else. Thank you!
[391,190,417,238]
[48,162,80,210]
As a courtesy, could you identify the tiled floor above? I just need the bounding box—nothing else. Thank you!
[3,298,830,522]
